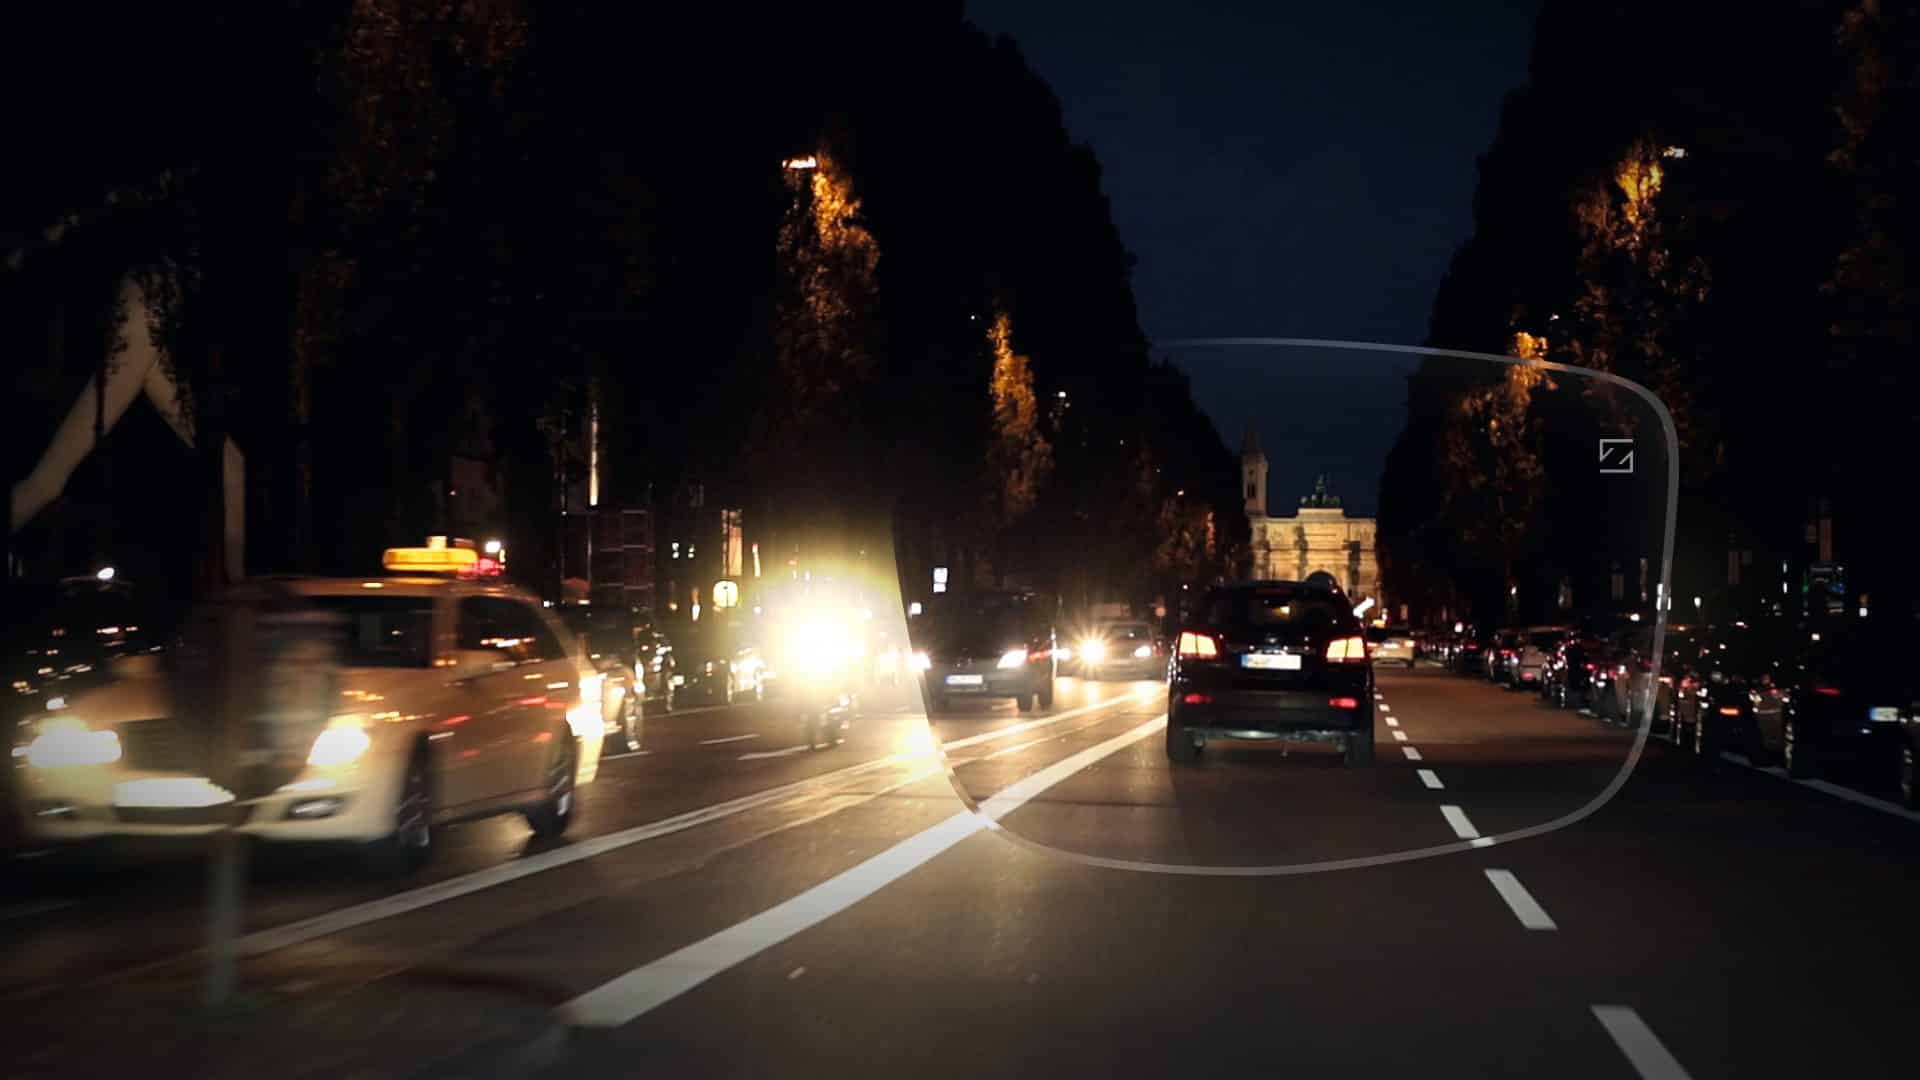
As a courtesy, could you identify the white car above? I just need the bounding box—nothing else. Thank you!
[1510,626,1571,690]
[1367,626,1417,668]
[13,568,603,871]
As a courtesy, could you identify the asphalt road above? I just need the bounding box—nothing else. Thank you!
[4,666,1916,1077]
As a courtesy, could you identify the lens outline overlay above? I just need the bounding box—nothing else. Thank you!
[914,338,1680,876]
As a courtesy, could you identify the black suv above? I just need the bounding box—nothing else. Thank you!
[1166,579,1377,766]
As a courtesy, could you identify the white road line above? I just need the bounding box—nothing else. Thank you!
[557,715,1167,1028]
[600,749,652,761]
[1378,702,1391,712]
[1483,869,1557,930]
[739,746,809,761]
[1439,804,1480,839]
[1402,746,1423,761]
[787,966,806,980]
[1591,1005,1693,1080]
[1718,752,1920,824]
[1416,769,1443,789]
[1391,730,1408,742]
[233,691,1147,959]
[699,733,760,746]
[1385,716,1399,727]
[979,737,1052,761]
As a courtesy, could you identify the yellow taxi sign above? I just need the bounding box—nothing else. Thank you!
[383,546,479,574]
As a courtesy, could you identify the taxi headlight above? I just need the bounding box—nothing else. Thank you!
[997,648,1028,669]
[24,715,121,768]
[307,719,372,768]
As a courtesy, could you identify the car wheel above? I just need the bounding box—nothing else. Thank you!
[1900,746,1917,810]
[1038,680,1055,710]
[525,731,578,839]
[1016,692,1036,714]
[365,746,433,875]
[1344,727,1375,767]
[1165,705,1199,764]
[1783,716,1814,779]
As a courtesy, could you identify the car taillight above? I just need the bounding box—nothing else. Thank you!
[1177,632,1219,659]
[1329,696,1361,709]
[1813,686,1841,697]
[1584,662,1596,671]
[1326,635,1367,662]
[1027,648,1052,663]
[1717,706,1742,716]
[1181,692,1212,705]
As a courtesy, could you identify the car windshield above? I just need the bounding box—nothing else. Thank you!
[307,594,433,668]
[1527,630,1566,649]
[1100,621,1153,642]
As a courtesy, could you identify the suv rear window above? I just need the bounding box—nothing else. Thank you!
[1207,587,1352,633]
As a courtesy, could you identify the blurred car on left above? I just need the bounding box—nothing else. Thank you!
[557,602,645,752]
[10,543,602,872]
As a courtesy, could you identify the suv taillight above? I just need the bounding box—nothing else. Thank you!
[1176,631,1219,659]
[1326,635,1367,662]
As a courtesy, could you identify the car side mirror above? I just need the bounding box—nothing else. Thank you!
[451,649,513,681]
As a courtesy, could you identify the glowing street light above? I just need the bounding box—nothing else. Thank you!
[782,156,818,170]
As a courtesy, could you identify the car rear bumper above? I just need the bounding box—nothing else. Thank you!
[1171,687,1372,738]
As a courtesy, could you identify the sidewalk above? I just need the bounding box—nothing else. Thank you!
[8,960,571,1079]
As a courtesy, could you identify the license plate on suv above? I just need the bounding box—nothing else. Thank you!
[945,674,984,686]
[1241,653,1301,671]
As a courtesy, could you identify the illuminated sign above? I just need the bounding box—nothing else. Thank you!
[713,580,740,609]
[384,546,479,574]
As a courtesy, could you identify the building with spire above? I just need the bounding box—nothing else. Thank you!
[1240,426,1383,610]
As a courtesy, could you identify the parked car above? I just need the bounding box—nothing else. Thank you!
[670,617,764,706]
[1764,621,1916,782]
[1540,633,1607,709]
[1452,629,1491,675]
[1485,629,1522,684]
[1509,626,1570,691]
[1681,621,1790,761]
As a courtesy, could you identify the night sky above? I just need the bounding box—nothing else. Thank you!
[964,2,1540,516]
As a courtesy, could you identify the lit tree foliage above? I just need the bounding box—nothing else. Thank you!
[773,149,881,427]
[985,311,1053,526]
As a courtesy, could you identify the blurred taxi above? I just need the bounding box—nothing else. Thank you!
[11,540,601,871]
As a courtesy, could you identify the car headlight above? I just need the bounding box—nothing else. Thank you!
[1055,645,1074,663]
[23,715,121,768]
[307,718,372,768]
[997,648,1028,669]
[1080,639,1107,662]
[911,651,932,671]
[1132,644,1152,659]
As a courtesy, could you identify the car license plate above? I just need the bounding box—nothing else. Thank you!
[945,674,984,686]
[1241,653,1300,671]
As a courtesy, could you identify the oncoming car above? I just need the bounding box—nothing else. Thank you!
[1071,619,1163,680]
[12,544,602,872]
[1166,579,1377,766]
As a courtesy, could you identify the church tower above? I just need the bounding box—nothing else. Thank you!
[1241,425,1268,519]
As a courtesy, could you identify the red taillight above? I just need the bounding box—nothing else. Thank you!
[1717,706,1742,716]
[1584,662,1596,672]
[1500,648,1515,657]
[1027,648,1051,663]
[1326,635,1367,662]
[1181,692,1211,705]
[1329,696,1361,709]
[1177,632,1219,659]
[1813,686,1841,697]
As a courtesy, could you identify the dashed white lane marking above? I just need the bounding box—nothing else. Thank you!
[1384,716,1399,727]
[1402,746,1423,761]
[557,715,1168,1028]
[1391,730,1408,742]
[1591,1005,1693,1080]
[1439,804,1480,839]
[1719,752,1920,824]
[699,733,760,746]
[1484,869,1557,930]
[739,746,810,761]
[1416,769,1443,789]
[1378,702,1391,712]
[787,967,807,980]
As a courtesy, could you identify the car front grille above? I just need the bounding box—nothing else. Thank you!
[117,718,203,772]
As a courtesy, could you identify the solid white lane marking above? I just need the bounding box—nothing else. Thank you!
[1439,804,1480,839]
[979,737,1052,761]
[558,716,1166,1028]
[1416,769,1443,789]
[1402,746,1422,760]
[939,689,1158,753]
[1391,730,1408,742]
[232,691,1149,959]
[1384,716,1399,727]
[1718,752,1920,824]
[1470,836,1496,848]
[787,966,806,980]
[739,746,809,761]
[600,749,652,761]
[1591,1005,1693,1080]
[699,733,760,746]
[1484,869,1557,930]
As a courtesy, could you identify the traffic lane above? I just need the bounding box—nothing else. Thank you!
[0,678,1126,999]
[1371,665,1640,836]
[541,780,1640,1078]
[1453,739,1920,1079]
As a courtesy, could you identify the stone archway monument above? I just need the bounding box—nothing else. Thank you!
[1241,428,1381,607]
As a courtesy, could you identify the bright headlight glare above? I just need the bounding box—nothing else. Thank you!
[997,648,1028,669]
[1133,644,1153,659]
[25,716,121,768]
[911,651,932,671]
[1056,646,1074,662]
[1081,639,1107,662]
[307,719,372,767]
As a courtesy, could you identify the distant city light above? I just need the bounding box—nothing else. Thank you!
[782,156,818,170]
[95,566,114,581]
